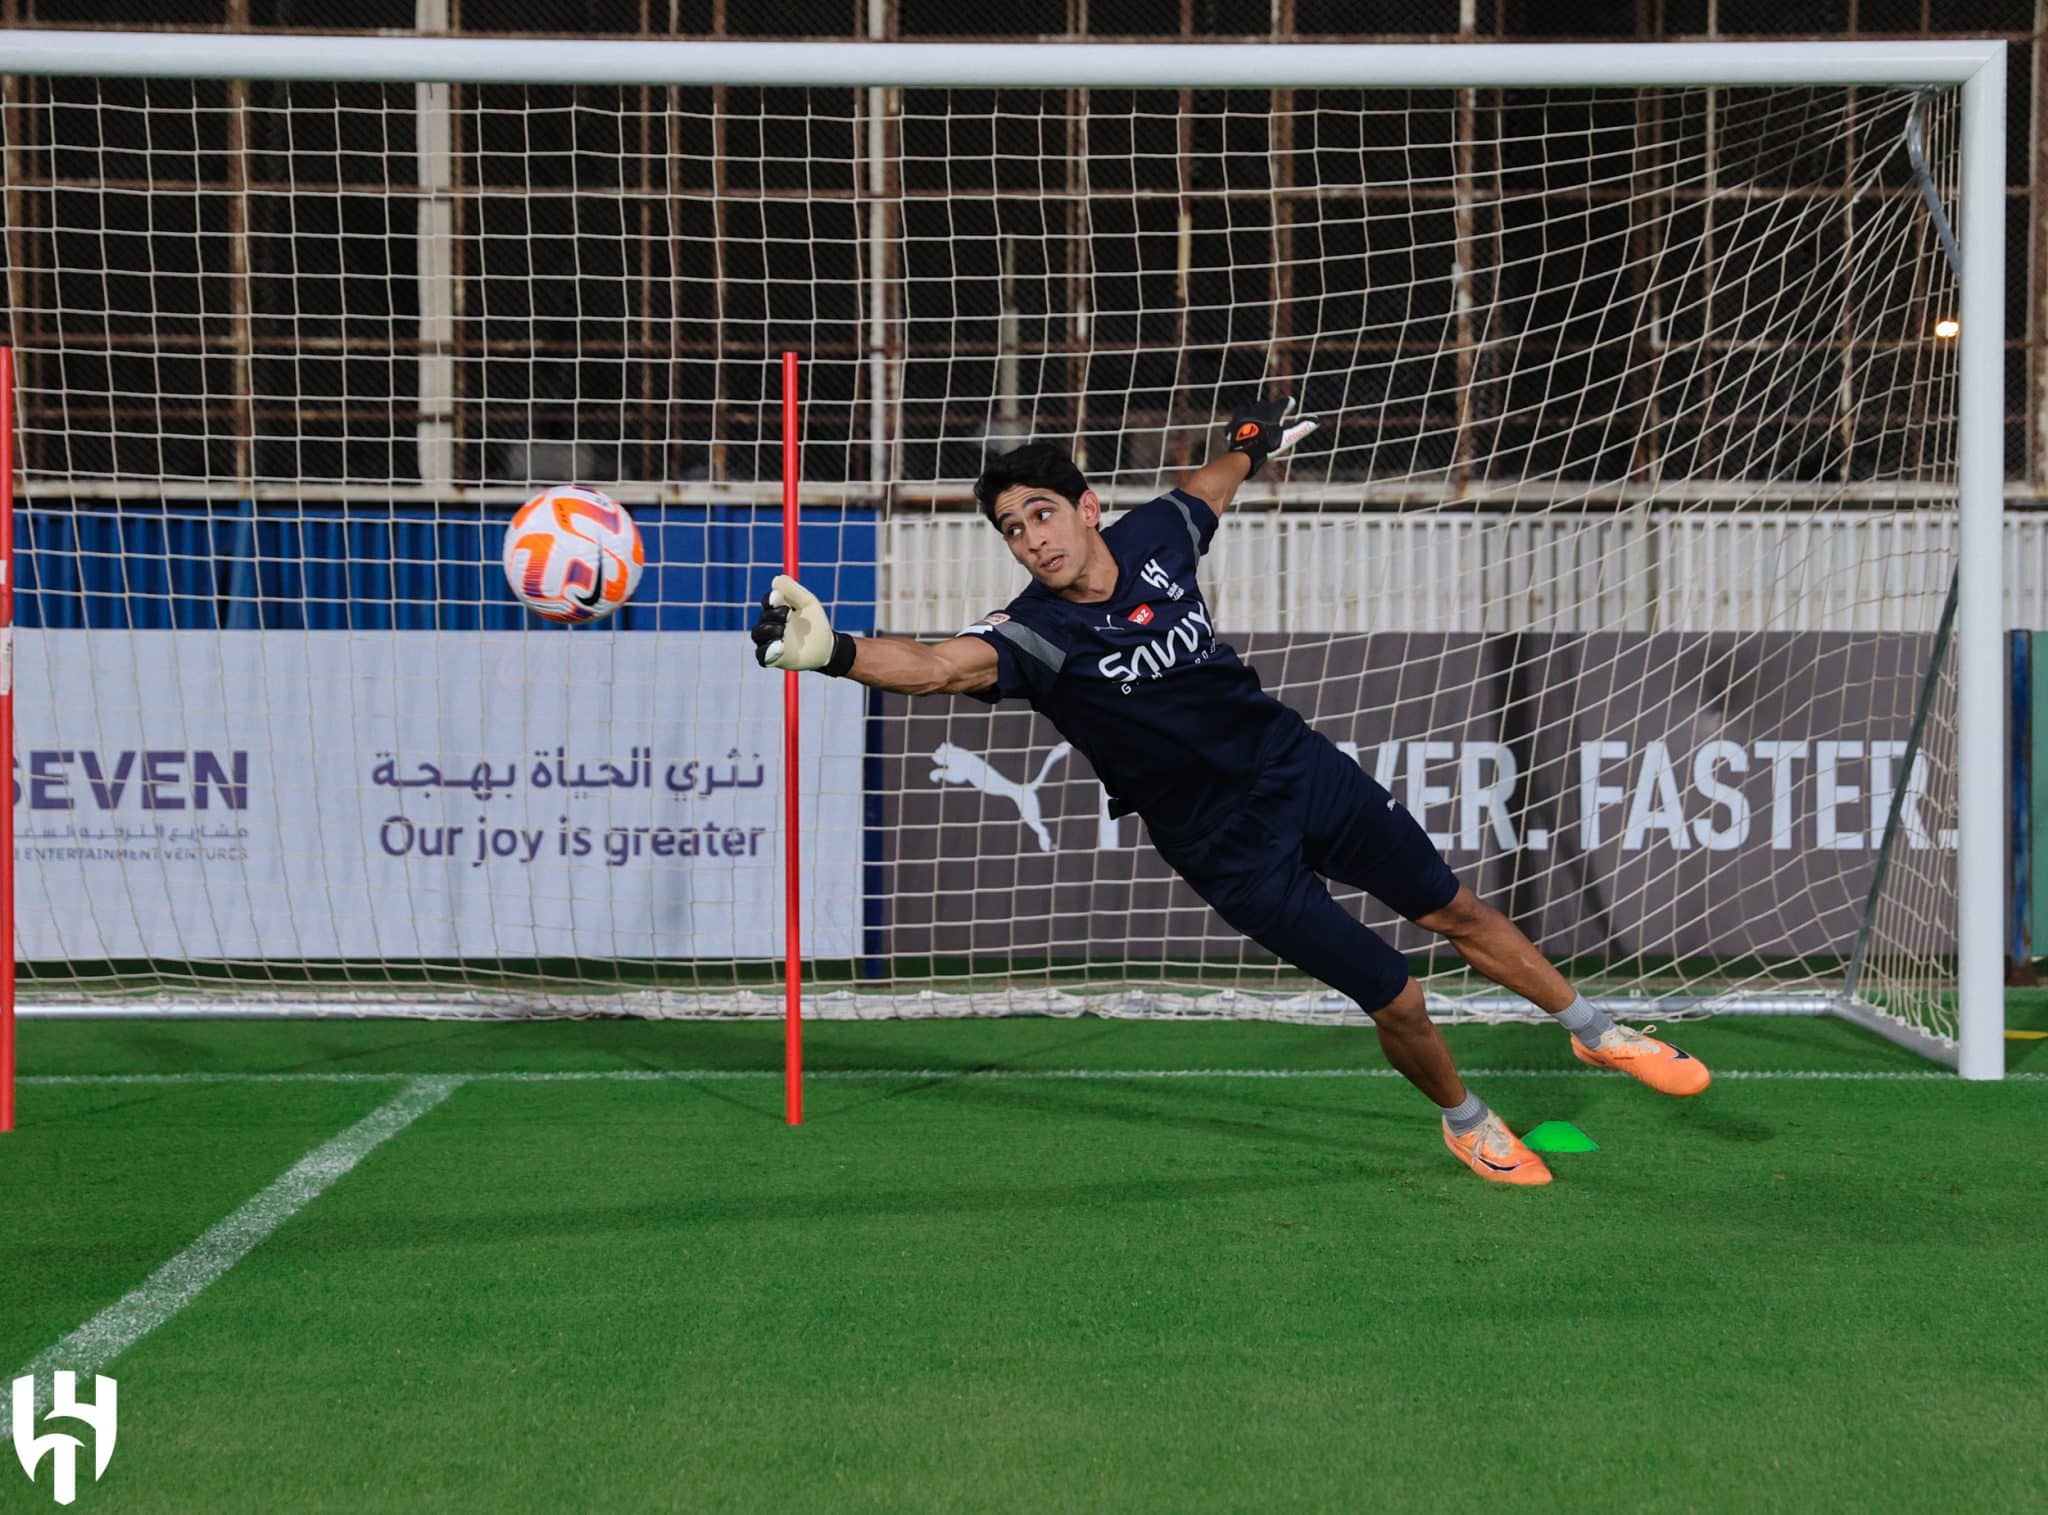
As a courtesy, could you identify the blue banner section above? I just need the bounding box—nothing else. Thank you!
[17,500,877,634]
[2015,629,2036,965]
[2037,632,2048,960]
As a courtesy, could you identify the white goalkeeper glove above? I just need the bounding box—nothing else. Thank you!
[1225,394,1320,476]
[751,574,855,676]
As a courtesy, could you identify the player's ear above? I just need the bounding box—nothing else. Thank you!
[1076,489,1103,527]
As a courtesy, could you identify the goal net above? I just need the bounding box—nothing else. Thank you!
[0,38,2002,1066]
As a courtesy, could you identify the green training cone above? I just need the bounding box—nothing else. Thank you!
[1522,1121,1599,1153]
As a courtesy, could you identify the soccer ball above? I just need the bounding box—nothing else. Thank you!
[501,484,645,625]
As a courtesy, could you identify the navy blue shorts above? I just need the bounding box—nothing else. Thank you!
[1150,732,1462,1016]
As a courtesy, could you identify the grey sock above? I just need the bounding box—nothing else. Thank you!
[1555,993,1615,1047]
[1441,1090,1490,1135]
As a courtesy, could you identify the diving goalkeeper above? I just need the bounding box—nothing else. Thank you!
[751,398,1709,1185]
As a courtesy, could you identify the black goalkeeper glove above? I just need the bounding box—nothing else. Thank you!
[1225,395,1319,477]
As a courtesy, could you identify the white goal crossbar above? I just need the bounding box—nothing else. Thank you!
[0,33,2010,90]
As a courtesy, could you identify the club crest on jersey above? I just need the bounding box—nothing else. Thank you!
[1098,604,1212,684]
[1127,604,1154,625]
[1138,559,1184,600]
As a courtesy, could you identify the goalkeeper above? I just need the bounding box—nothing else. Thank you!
[752,397,1709,1185]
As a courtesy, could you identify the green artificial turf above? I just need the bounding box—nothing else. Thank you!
[3,1014,2045,1512]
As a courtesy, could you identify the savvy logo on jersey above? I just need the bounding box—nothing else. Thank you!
[11,1373,117,1506]
[1098,604,1213,684]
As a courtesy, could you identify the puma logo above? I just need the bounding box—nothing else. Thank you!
[927,742,1073,853]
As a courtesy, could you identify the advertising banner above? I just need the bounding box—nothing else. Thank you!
[871,632,1953,963]
[12,630,864,961]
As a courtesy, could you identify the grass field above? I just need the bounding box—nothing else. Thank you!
[4,1009,2047,1512]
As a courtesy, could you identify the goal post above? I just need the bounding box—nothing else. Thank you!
[1952,54,2009,1079]
[0,32,2009,1079]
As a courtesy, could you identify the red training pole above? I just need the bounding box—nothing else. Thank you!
[1,348,16,1134]
[780,351,803,1127]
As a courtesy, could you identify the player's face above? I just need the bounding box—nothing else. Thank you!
[990,485,1103,591]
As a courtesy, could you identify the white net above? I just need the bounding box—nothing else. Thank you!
[0,66,1979,1052]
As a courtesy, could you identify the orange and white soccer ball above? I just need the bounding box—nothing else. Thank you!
[502,484,645,625]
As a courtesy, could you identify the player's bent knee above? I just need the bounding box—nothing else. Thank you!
[1366,976,1425,1023]
[1415,884,1489,938]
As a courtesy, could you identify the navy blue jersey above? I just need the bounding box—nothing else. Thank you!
[958,489,1306,835]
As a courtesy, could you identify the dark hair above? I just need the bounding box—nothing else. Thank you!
[973,441,1090,523]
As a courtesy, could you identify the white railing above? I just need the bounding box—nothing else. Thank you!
[879,510,2046,634]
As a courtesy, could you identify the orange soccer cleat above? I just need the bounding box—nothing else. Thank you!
[1442,1113,1553,1186]
[1571,1025,1712,1097]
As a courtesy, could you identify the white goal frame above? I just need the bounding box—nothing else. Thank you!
[0,31,2010,1079]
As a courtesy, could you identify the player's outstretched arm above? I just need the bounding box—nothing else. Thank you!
[1179,395,1319,516]
[750,575,998,696]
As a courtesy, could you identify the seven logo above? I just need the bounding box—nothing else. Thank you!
[11,1373,117,1506]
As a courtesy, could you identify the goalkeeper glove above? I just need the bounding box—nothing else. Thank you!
[1225,395,1319,476]
[752,574,856,676]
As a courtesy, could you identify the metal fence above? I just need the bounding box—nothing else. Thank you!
[0,1,2039,507]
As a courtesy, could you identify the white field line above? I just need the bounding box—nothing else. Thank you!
[15,1066,2046,1086]
[0,1076,461,1445]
